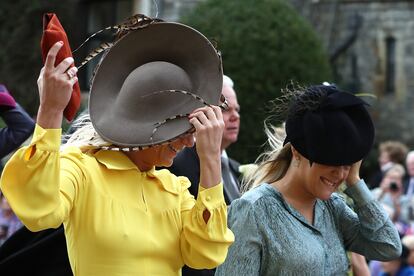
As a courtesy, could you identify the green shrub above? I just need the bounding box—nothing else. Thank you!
[0,0,77,116]
[181,0,332,163]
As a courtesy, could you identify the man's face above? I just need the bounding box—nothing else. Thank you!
[221,85,240,150]
[407,155,414,177]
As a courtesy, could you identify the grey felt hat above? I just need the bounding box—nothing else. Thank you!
[89,21,223,148]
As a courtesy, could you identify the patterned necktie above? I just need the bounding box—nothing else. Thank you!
[221,156,241,203]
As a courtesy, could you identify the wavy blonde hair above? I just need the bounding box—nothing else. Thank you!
[242,83,315,192]
[242,123,292,192]
[61,113,111,152]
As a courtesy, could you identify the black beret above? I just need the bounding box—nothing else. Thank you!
[284,85,375,166]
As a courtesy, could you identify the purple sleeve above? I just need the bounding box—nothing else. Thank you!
[0,104,35,158]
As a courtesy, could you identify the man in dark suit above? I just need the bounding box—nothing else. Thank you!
[169,75,241,275]
[403,151,414,196]
[170,145,241,205]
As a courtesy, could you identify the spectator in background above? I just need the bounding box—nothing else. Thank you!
[404,151,414,197]
[368,141,408,189]
[371,164,411,225]
[0,193,22,245]
[0,84,33,244]
[379,243,414,276]
[169,74,241,276]
[0,84,35,159]
[402,235,414,267]
[170,74,241,205]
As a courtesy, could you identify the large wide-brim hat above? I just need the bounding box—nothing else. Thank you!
[284,85,375,166]
[89,20,223,148]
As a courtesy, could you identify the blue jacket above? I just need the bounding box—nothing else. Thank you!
[0,104,34,158]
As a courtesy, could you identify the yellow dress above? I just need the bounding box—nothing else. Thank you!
[0,125,234,276]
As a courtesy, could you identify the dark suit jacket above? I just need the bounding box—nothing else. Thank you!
[169,145,241,205]
[168,146,241,276]
[403,175,413,195]
[367,169,383,189]
[0,226,72,276]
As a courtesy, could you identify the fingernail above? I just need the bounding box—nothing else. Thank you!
[58,41,63,45]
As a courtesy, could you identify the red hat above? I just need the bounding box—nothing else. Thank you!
[0,84,16,109]
[40,13,81,122]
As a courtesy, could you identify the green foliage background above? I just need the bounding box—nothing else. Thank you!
[0,0,77,117]
[181,0,332,164]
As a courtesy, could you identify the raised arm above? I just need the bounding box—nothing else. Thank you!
[188,105,223,190]
[179,106,234,269]
[338,161,402,260]
[37,41,78,129]
[0,42,81,231]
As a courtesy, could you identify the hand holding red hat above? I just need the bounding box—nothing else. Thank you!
[37,41,78,129]
[41,13,81,122]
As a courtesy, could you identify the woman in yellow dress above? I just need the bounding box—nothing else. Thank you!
[0,17,234,275]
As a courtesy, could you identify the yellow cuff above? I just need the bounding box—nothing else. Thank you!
[196,182,225,210]
[30,124,62,151]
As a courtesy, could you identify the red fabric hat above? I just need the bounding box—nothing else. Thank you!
[40,13,81,122]
[0,84,16,109]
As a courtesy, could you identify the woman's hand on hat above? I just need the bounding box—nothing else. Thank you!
[189,105,224,189]
[189,105,224,158]
[37,41,78,128]
[345,160,362,187]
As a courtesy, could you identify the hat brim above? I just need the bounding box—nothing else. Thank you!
[89,22,223,147]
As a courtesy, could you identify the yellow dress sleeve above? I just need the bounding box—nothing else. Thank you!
[0,124,85,231]
[179,179,235,269]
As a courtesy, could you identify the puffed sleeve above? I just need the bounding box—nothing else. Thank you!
[179,179,234,269]
[337,180,402,260]
[215,198,262,276]
[0,124,85,232]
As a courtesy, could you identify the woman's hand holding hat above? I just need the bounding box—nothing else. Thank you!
[189,105,224,189]
[37,41,78,129]
[345,160,362,187]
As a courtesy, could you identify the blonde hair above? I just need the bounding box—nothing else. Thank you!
[384,163,406,178]
[402,235,414,250]
[61,113,111,152]
[242,123,292,192]
[242,84,309,192]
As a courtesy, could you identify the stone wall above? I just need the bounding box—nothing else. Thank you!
[291,0,414,101]
[157,0,414,100]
